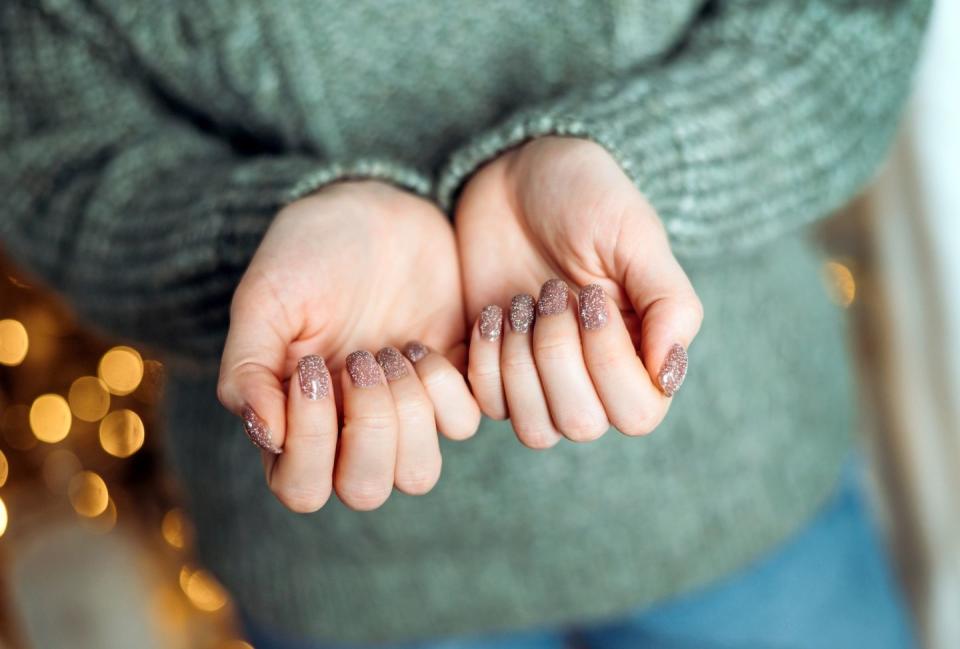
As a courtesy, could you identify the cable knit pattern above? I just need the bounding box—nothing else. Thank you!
[0,0,929,643]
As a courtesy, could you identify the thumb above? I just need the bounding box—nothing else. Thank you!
[619,215,704,397]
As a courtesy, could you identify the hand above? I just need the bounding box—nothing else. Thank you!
[455,137,703,448]
[218,181,479,512]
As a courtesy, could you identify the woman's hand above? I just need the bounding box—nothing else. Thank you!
[218,181,479,513]
[456,137,703,448]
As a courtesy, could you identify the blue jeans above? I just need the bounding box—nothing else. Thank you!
[246,461,917,649]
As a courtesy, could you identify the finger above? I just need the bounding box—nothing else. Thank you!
[406,341,481,441]
[620,218,703,398]
[375,346,442,495]
[532,279,608,442]
[578,284,666,436]
[218,295,288,454]
[501,294,562,449]
[334,350,398,511]
[267,355,338,512]
[466,305,508,420]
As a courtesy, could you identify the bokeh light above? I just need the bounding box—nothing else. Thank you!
[42,449,82,495]
[180,567,229,612]
[162,508,190,549]
[0,318,29,366]
[0,497,7,538]
[219,642,255,649]
[29,393,72,443]
[98,346,144,395]
[0,449,8,487]
[68,470,109,517]
[86,497,117,534]
[823,260,857,307]
[99,409,145,458]
[68,376,111,422]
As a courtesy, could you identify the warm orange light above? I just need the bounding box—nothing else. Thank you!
[0,449,8,488]
[0,497,7,537]
[68,376,111,422]
[98,346,144,395]
[99,409,145,458]
[162,508,189,549]
[823,261,856,307]
[29,394,72,443]
[219,642,255,649]
[68,471,109,517]
[0,319,28,366]
[180,567,229,612]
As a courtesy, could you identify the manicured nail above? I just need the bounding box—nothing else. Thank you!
[658,344,688,397]
[403,340,429,364]
[578,284,608,330]
[538,279,569,317]
[297,355,330,400]
[509,294,535,333]
[241,405,281,454]
[376,346,408,381]
[479,305,503,341]
[346,350,382,387]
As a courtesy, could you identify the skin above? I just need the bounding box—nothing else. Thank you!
[457,137,704,448]
[218,180,480,513]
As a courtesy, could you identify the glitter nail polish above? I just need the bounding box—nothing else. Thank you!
[578,284,608,330]
[658,343,688,397]
[509,294,535,333]
[241,405,281,454]
[538,279,569,317]
[376,346,408,381]
[403,341,429,364]
[346,350,382,388]
[479,305,503,341]
[297,354,330,400]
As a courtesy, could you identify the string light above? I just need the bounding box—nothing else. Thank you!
[0,318,28,365]
[0,449,8,487]
[29,393,72,443]
[68,376,111,422]
[0,497,7,538]
[99,409,145,458]
[68,470,109,517]
[180,566,229,612]
[98,346,144,395]
[161,508,189,549]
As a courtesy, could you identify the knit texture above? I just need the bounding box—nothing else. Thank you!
[0,0,928,643]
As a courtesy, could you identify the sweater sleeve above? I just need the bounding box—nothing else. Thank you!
[0,2,430,363]
[437,0,931,257]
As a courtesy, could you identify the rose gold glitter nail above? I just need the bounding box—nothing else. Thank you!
[403,340,429,364]
[578,284,608,330]
[538,279,569,317]
[346,350,382,388]
[241,405,281,454]
[479,305,503,341]
[509,294,535,333]
[658,343,688,397]
[376,346,409,381]
[297,354,330,400]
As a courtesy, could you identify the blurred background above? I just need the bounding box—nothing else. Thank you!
[0,2,957,649]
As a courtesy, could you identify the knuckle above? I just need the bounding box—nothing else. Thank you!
[556,413,609,442]
[513,422,559,450]
[533,336,579,362]
[500,352,537,375]
[272,483,330,514]
[349,412,396,435]
[395,464,441,496]
[336,480,392,511]
[467,365,501,389]
[615,406,665,437]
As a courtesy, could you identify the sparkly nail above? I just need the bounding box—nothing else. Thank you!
[578,284,608,330]
[403,341,429,364]
[658,344,688,397]
[297,354,330,400]
[509,294,535,333]
[376,346,408,381]
[538,279,569,317]
[241,405,281,454]
[346,350,382,388]
[479,305,503,341]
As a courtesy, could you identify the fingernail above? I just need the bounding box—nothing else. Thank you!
[578,284,608,330]
[376,346,408,381]
[479,305,503,341]
[346,350,383,388]
[297,355,331,400]
[241,405,281,454]
[403,340,429,364]
[658,344,688,397]
[538,279,569,317]
[509,294,535,333]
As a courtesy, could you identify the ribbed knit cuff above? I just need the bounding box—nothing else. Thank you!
[288,158,433,205]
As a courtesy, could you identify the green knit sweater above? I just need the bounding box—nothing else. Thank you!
[1,0,928,643]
